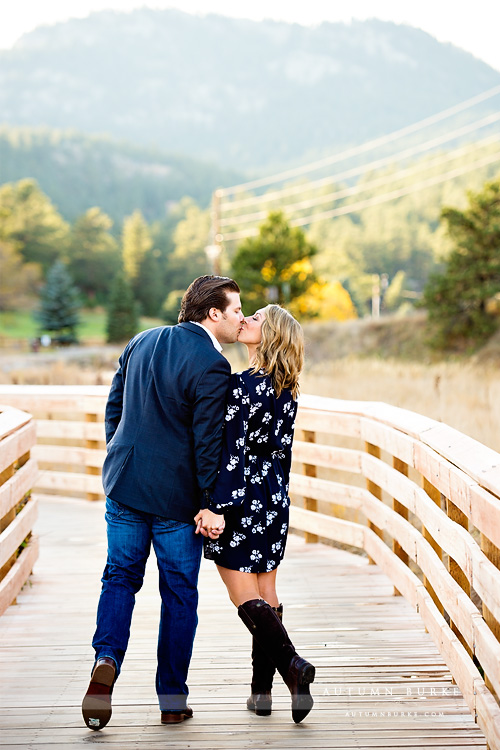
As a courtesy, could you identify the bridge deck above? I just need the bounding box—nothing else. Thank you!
[0,497,487,749]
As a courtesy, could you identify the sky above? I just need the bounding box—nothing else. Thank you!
[1,1,500,72]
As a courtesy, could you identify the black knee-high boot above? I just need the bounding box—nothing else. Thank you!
[238,599,315,723]
[246,604,283,716]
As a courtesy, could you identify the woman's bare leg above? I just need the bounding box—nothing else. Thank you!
[216,565,260,607]
[216,565,280,607]
[257,569,279,607]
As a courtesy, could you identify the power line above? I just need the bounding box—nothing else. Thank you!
[217,84,500,197]
[222,151,500,241]
[219,133,500,228]
[220,110,500,214]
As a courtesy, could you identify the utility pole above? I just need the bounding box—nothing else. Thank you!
[205,189,223,275]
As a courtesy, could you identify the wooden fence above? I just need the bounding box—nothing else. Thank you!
[0,404,38,616]
[1,385,500,748]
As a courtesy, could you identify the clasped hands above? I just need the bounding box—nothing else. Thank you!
[194,508,225,539]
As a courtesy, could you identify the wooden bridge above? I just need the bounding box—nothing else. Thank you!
[1,385,500,749]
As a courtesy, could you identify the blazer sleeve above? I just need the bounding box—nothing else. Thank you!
[192,355,231,499]
[208,376,250,512]
[104,346,128,444]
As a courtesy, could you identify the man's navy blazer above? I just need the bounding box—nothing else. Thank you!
[102,322,231,523]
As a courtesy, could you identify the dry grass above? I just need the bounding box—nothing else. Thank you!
[302,358,500,452]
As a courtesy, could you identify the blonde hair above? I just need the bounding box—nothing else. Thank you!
[250,305,304,400]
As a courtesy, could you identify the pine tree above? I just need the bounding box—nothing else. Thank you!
[35,261,81,344]
[106,271,140,343]
[423,180,500,349]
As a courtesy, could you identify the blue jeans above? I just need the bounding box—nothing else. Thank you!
[92,497,202,711]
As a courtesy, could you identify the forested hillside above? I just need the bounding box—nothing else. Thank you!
[0,127,241,222]
[0,9,499,169]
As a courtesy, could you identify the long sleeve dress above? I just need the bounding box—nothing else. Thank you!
[204,368,298,573]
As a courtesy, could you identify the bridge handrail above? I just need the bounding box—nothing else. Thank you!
[1,385,500,747]
[0,404,38,616]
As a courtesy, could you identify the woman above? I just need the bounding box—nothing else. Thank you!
[195,304,315,724]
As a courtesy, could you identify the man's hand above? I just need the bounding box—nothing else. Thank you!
[194,509,225,539]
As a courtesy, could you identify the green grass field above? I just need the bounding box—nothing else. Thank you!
[0,309,164,344]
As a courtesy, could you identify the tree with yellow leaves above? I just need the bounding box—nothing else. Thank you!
[231,211,317,316]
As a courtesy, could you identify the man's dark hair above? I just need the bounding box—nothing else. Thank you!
[178,275,240,323]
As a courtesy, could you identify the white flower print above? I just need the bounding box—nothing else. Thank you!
[226,455,239,471]
[231,488,245,500]
[207,540,222,554]
[250,474,263,485]
[232,387,243,399]
[250,499,263,511]
[241,516,253,528]
[239,566,252,573]
[283,401,292,413]
[244,466,250,476]
[225,404,240,421]
[250,549,263,562]
[266,560,276,572]
[266,384,274,396]
[252,522,265,535]
[266,510,278,526]
[281,523,287,535]
[282,433,292,446]
[235,437,245,449]
[255,381,266,395]
[261,461,271,476]
[262,412,272,424]
[272,541,282,553]
[271,492,282,505]
[230,531,246,547]
[277,475,283,487]
[274,419,283,436]
[249,402,262,417]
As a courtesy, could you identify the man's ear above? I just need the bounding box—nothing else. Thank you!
[208,307,220,322]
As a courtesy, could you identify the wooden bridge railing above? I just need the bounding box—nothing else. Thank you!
[1,385,500,748]
[0,404,38,616]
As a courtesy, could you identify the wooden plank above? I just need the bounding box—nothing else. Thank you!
[0,407,32,441]
[0,459,38,520]
[0,499,38,570]
[33,445,106,468]
[0,422,36,476]
[36,420,105,442]
[35,471,103,495]
[0,536,38,616]
[302,430,318,543]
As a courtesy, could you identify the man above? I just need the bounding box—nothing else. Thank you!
[82,275,244,730]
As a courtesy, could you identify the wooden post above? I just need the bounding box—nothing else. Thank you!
[480,532,500,694]
[365,442,383,565]
[85,413,100,502]
[0,462,17,602]
[422,477,444,614]
[302,430,318,544]
[392,457,409,595]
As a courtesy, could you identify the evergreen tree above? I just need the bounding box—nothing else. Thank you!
[36,260,81,344]
[423,180,500,349]
[231,211,317,315]
[106,271,139,343]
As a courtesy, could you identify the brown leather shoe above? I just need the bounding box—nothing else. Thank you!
[82,657,116,730]
[161,706,193,724]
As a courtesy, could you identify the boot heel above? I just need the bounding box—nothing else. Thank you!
[299,662,315,685]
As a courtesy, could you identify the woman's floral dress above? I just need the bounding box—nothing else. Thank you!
[204,368,297,573]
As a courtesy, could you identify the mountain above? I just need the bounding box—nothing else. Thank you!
[0,127,241,222]
[0,10,499,170]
